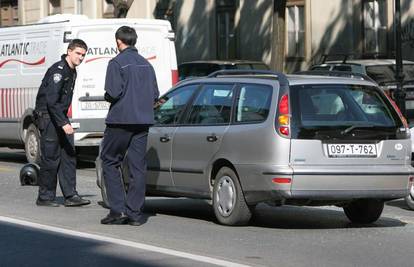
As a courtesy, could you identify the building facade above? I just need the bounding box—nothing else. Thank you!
[2,0,414,72]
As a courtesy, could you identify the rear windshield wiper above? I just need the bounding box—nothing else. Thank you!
[340,124,376,135]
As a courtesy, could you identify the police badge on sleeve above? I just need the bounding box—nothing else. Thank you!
[53,73,62,83]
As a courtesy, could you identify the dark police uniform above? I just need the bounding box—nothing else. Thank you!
[101,46,159,222]
[34,55,78,201]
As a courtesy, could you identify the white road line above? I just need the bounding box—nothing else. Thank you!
[0,215,251,267]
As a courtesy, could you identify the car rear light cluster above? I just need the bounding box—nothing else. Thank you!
[384,93,409,129]
[277,94,290,137]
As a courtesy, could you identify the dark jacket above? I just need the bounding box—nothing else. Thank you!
[104,46,159,125]
[34,55,76,127]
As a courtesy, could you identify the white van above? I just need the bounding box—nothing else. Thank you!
[0,14,178,163]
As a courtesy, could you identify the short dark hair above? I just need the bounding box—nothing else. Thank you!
[67,39,88,51]
[115,26,137,46]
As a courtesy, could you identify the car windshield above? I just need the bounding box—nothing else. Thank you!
[366,64,414,84]
[290,84,403,140]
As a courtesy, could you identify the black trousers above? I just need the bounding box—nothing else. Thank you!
[37,119,77,200]
[100,125,148,221]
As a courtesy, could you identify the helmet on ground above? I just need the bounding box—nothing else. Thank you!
[19,163,39,186]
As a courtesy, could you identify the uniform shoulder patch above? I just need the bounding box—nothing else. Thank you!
[53,73,62,83]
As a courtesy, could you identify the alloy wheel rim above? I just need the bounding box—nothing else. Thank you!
[28,133,38,158]
[216,175,236,217]
[410,183,414,200]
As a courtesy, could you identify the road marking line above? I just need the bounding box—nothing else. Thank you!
[0,166,13,172]
[0,215,251,267]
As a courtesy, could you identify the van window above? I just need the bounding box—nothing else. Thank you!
[154,84,198,125]
[235,84,272,123]
[290,84,403,139]
[185,84,234,125]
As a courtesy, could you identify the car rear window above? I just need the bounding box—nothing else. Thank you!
[290,84,403,140]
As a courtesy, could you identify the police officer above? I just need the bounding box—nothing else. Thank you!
[100,26,159,225]
[34,39,90,207]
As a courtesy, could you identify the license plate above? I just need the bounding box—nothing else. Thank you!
[80,101,110,110]
[327,144,377,158]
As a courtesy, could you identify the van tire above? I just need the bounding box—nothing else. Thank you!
[405,183,414,210]
[212,167,251,226]
[25,124,41,164]
[343,199,384,224]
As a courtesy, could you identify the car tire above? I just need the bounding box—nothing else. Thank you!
[405,183,414,210]
[343,199,384,224]
[95,156,110,209]
[212,167,252,226]
[25,123,41,164]
[96,155,129,209]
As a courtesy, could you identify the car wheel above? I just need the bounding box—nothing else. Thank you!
[96,155,129,209]
[343,199,384,224]
[212,167,251,226]
[405,183,414,210]
[95,156,110,209]
[25,123,41,164]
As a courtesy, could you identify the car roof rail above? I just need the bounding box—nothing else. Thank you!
[320,53,354,64]
[295,70,377,84]
[207,70,289,86]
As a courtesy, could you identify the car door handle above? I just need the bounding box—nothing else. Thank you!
[160,136,171,143]
[206,134,218,142]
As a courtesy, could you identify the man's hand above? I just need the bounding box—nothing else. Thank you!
[62,124,74,135]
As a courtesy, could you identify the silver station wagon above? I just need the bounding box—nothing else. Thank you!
[96,70,413,226]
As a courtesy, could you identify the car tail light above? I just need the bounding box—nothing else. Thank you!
[67,104,72,118]
[277,94,290,137]
[171,69,179,86]
[272,177,292,184]
[384,93,409,129]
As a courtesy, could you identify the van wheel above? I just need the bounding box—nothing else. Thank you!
[212,167,251,226]
[25,124,41,164]
[405,183,414,210]
[343,199,384,224]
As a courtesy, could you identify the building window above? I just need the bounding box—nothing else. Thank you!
[77,0,83,14]
[363,0,387,54]
[216,0,237,59]
[155,0,176,30]
[286,4,305,58]
[49,0,61,15]
[102,0,115,18]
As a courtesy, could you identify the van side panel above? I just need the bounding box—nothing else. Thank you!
[0,26,63,143]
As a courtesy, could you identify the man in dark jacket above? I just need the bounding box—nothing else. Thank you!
[100,26,159,225]
[34,39,91,207]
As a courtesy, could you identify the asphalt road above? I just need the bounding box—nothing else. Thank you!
[0,148,413,267]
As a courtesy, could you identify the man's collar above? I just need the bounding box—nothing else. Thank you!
[120,46,137,53]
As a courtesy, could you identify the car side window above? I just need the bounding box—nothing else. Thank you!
[235,84,272,123]
[185,84,234,125]
[154,85,198,125]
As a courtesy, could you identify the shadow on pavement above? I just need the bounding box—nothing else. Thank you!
[386,199,413,211]
[0,221,192,267]
[144,198,406,230]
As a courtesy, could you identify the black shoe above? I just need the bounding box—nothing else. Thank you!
[101,213,128,225]
[64,195,91,207]
[128,218,143,226]
[36,198,60,207]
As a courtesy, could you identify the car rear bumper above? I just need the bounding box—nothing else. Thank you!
[235,163,413,204]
